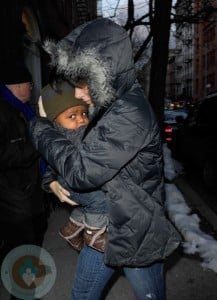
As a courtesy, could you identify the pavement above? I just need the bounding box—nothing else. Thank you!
[1,179,217,300]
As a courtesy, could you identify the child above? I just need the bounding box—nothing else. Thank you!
[41,80,108,252]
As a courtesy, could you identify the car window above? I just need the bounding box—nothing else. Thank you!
[186,105,200,127]
[183,98,217,131]
[197,98,217,128]
[164,110,188,124]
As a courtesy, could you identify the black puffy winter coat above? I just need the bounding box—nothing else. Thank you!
[0,97,45,223]
[30,18,181,266]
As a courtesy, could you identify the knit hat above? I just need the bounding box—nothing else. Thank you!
[0,61,32,85]
[41,81,88,121]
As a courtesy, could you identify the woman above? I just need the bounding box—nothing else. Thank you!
[30,18,181,300]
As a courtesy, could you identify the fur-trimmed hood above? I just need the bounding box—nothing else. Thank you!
[43,18,136,107]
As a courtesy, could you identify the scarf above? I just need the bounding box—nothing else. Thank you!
[0,82,35,121]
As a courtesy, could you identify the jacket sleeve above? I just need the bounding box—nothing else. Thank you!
[42,165,58,192]
[0,123,39,171]
[29,103,153,191]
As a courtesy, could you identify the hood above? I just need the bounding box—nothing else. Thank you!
[43,18,136,107]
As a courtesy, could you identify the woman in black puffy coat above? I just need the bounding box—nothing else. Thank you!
[30,18,181,300]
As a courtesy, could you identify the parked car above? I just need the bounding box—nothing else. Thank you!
[169,96,217,187]
[163,109,188,143]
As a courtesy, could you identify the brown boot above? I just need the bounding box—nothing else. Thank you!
[59,219,85,252]
[83,226,107,253]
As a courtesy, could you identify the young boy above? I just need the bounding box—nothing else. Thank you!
[40,80,108,252]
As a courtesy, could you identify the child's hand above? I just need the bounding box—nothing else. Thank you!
[49,181,79,206]
[38,96,47,117]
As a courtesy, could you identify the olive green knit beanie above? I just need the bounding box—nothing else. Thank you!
[41,81,87,121]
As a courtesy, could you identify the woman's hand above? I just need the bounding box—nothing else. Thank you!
[38,96,47,117]
[49,181,79,206]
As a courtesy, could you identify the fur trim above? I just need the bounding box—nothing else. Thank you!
[43,39,59,68]
[43,41,115,107]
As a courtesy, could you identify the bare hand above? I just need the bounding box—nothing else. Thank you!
[38,96,47,117]
[49,181,79,206]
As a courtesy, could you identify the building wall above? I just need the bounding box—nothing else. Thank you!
[0,0,97,63]
[166,0,217,104]
[174,0,193,103]
[193,0,217,101]
[166,50,176,100]
[0,0,97,105]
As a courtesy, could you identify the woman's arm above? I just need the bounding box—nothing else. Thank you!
[43,163,79,206]
[42,165,58,192]
[29,96,154,191]
[49,180,78,206]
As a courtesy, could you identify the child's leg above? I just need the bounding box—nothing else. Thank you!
[83,213,108,253]
[59,207,85,251]
[80,190,108,253]
[84,212,108,228]
[58,178,108,252]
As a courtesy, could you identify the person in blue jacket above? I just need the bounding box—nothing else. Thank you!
[0,61,48,300]
[30,18,181,300]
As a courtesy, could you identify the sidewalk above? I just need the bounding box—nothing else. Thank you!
[41,206,217,300]
[1,193,217,299]
[42,206,136,300]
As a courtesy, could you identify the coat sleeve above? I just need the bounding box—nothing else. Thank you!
[42,165,58,192]
[0,121,38,171]
[29,104,152,191]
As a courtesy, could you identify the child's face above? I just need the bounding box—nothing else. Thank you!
[54,105,89,130]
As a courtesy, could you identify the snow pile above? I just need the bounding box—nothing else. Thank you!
[163,143,217,273]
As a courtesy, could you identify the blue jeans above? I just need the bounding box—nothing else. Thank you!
[70,245,166,300]
[58,177,108,227]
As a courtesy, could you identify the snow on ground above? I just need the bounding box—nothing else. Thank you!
[163,144,217,273]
